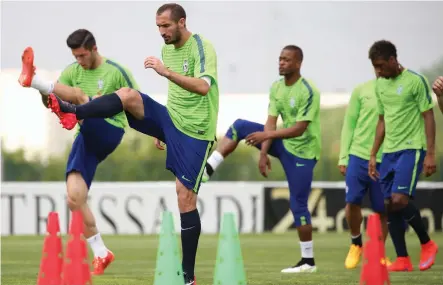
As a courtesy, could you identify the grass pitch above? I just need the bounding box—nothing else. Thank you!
[2,232,442,285]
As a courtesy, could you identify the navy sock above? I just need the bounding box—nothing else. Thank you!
[180,209,201,278]
[75,93,123,120]
[351,234,363,247]
[388,210,408,257]
[401,203,430,245]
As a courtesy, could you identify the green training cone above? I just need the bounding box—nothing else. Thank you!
[153,211,185,285]
[213,213,247,285]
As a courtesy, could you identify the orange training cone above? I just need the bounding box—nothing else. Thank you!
[62,210,92,285]
[360,213,390,285]
[37,212,64,285]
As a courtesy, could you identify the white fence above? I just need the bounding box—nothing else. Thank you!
[1,181,442,236]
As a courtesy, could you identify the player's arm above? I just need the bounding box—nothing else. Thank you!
[267,84,319,139]
[415,77,436,156]
[166,41,217,96]
[261,86,279,155]
[437,95,443,114]
[50,65,88,105]
[370,115,385,157]
[338,87,361,166]
[370,87,385,157]
[432,76,443,113]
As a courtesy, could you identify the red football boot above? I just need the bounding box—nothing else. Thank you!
[47,94,78,130]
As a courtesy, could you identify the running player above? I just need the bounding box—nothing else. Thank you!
[368,40,438,272]
[203,45,321,274]
[338,74,390,269]
[432,76,443,113]
[18,29,139,275]
[22,4,218,285]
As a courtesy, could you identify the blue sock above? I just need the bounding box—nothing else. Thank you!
[388,210,408,257]
[180,209,201,278]
[401,203,430,245]
[75,93,123,120]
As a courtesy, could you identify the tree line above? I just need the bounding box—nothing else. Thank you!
[3,106,443,182]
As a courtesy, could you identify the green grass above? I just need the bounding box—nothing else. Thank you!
[2,232,443,285]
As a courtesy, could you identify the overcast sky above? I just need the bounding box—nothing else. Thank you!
[2,1,443,93]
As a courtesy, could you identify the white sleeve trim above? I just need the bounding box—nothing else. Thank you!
[201,76,211,87]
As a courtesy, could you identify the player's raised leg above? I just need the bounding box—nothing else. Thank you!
[42,87,147,126]
[19,47,89,105]
[203,118,278,181]
[280,154,317,273]
[19,47,80,129]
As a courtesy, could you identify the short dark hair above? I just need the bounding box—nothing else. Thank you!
[157,3,186,22]
[66,29,96,50]
[368,40,397,61]
[283,45,303,61]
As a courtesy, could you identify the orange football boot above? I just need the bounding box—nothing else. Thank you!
[91,250,115,275]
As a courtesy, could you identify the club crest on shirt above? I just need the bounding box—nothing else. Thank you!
[97,79,104,96]
[397,85,403,95]
[98,79,104,90]
[290,97,296,108]
[183,60,189,73]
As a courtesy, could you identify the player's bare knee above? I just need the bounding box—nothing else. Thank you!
[115,87,132,105]
[66,192,85,210]
[116,87,144,119]
[176,182,197,212]
[66,172,88,210]
[391,194,408,210]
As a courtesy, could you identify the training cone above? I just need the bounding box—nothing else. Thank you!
[213,213,247,285]
[153,211,185,285]
[63,210,92,285]
[37,212,64,285]
[360,213,390,285]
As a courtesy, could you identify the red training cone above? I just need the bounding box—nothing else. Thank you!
[62,210,92,285]
[360,213,390,285]
[37,212,64,285]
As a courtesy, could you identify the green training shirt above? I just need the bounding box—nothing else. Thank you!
[268,77,321,160]
[162,34,219,141]
[58,57,138,132]
[338,79,383,165]
[375,69,434,153]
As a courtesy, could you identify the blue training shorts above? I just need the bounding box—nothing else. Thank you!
[379,149,426,199]
[66,118,125,189]
[226,119,317,227]
[345,155,384,212]
[125,92,213,194]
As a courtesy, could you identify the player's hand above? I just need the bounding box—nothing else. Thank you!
[144,56,169,77]
[245,131,269,146]
[423,153,437,177]
[154,138,165,150]
[338,165,347,176]
[368,155,379,181]
[258,153,271,178]
[432,76,443,97]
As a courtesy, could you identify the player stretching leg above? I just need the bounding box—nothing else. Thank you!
[368,40,438,272]
[338,73,392,269]
[28,4,219,284]
[19,29,139,275]
[432,76,443,113]
[204,46,320,273]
